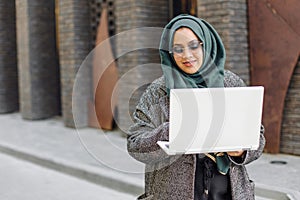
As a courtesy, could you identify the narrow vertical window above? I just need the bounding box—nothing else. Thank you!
[171,0,197,19]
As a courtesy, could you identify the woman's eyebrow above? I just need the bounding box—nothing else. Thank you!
[172,43,184,46]
[188,39,201,44]
[173,39,200,46]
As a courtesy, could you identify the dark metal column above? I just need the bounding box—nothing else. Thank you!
[57,0,92,127]
[198,0,250,84]
[16,0,60,119]
[0,1,18,113]
[115,0,169,131]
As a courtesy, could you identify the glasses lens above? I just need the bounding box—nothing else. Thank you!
[172,46,184,54]
[189,41,201,50]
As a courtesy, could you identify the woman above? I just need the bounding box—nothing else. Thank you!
[127,14,265,200]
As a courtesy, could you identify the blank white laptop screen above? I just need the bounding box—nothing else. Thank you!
[157,86,264,155]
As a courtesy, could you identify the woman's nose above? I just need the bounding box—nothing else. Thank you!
[182,48,193,58]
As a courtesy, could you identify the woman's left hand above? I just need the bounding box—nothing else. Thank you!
[227,151,244,157]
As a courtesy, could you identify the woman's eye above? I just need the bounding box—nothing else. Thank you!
[189,42,200,50]
[173,46,184,53]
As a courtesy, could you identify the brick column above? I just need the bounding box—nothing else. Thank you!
[16,0,60,119]
[0,1,18,113]
[281,60,300,155]
[115,1,169,131]
[58,0,92,127]
[197,0,250,84]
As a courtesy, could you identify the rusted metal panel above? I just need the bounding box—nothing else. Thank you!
[88,7,118,130]
[248,0,300,153]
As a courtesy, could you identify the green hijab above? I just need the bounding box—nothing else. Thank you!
[159,14,225,94]
[159,14,230,175]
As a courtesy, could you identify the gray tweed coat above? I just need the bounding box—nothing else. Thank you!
[127,70,266,200]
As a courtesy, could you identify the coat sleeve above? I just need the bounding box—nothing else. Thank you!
[224,70,266,165]
[127,81,180,164]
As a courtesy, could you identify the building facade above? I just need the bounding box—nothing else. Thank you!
[0,0,299,155]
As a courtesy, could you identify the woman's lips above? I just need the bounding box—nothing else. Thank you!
[183,60,196,67]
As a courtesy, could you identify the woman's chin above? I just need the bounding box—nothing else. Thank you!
[182,66,199,74]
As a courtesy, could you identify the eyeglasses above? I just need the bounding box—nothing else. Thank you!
[171,40,203,56]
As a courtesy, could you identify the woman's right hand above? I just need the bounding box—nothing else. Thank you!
[227,150,244,157]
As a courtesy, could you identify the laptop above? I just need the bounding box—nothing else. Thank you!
[157,86,264,155]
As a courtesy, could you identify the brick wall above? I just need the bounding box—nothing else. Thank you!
[0,1,18,113]
[58,0,93,127]
[197,0,250,84]
[16,0,60,119]
[115,0,169,131]
[281,59,300,155]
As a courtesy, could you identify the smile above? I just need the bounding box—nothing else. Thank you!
[182,60,196,67]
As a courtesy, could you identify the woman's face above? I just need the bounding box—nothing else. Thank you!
[172,28,203,74]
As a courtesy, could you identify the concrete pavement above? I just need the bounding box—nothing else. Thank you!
[0,151,135,200]
[0,112,299,199]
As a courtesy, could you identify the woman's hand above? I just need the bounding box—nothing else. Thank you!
[227,151,244,157]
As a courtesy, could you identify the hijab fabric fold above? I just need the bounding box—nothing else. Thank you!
[159,14,225,94]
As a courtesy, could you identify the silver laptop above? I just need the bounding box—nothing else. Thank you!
[157,86,264,155]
